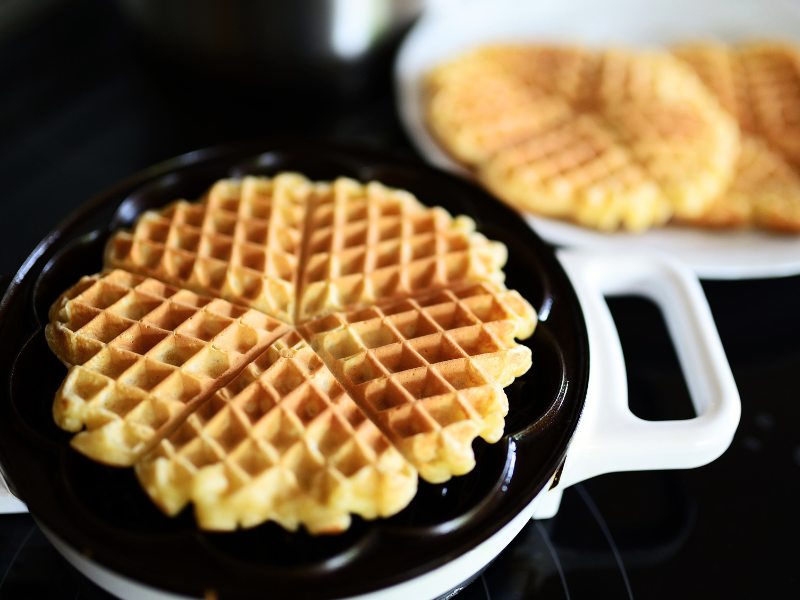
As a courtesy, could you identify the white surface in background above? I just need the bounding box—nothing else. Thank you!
[395,0,800,279]
[0,474,26,514]
[332,0,384,59]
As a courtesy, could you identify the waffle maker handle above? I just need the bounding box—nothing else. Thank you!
[533,249,741,519]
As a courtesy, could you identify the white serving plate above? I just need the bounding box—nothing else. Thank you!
[395,0,800,279]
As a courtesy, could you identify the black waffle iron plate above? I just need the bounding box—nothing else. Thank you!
[0,141,589,599]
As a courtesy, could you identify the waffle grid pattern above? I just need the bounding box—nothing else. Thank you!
[425,44,740,231]
[137,331,417,533]
[106,175,309,322]
[46,270,288,465]
[302,283,534,483]
[299,178,507,321]
[46,174,537,533]
[674,42,800,231]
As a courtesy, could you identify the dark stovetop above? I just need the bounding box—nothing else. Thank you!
[1,1,799,598]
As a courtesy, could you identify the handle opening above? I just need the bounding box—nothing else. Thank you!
[607,296,696,422]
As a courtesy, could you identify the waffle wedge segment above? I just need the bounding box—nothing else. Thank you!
[426,44,740,231]
[675,41,800,169]
[297,177,508,322]
[46,270,288,466]
[479,115,668,231]
[302,282,536,483]
[136,331,417,534]
[425,49,576,165]
[678,135,800,231]
[105,174,310,322]
[673,42,800,231]
[595,50,740,220]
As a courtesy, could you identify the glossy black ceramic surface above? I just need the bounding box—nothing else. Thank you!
[0,142,589,599]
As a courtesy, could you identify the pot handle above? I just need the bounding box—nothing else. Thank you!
[533,249,740,518]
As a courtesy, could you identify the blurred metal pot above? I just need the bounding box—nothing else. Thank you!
[116,0,424,98]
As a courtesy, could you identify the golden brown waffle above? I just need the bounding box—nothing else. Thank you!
[46,270,288,466]
[680,135,800,231]
[425,52,574,165]
[425,45,739,231]
[47,174,537,533]
[479,114,668,231]
[106,174,310,323]
[136,331,417,533]
[301,282,535,483]
[674,41,800,169]
[298,178,508,321]
[673,41,800,231]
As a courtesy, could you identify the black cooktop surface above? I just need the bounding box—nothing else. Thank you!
[1,1,798,598]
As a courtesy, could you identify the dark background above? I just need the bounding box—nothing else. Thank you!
[1,1,799,598]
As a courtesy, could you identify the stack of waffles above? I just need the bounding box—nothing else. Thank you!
[46,173,537,534]
[424,41,800,232]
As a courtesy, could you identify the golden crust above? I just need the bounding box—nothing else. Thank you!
[675,42,800,232]
[678,135,800,232]
[46,174,537,533]
[425,44,740,231]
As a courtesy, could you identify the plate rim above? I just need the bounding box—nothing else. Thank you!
[393,0,800,280]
